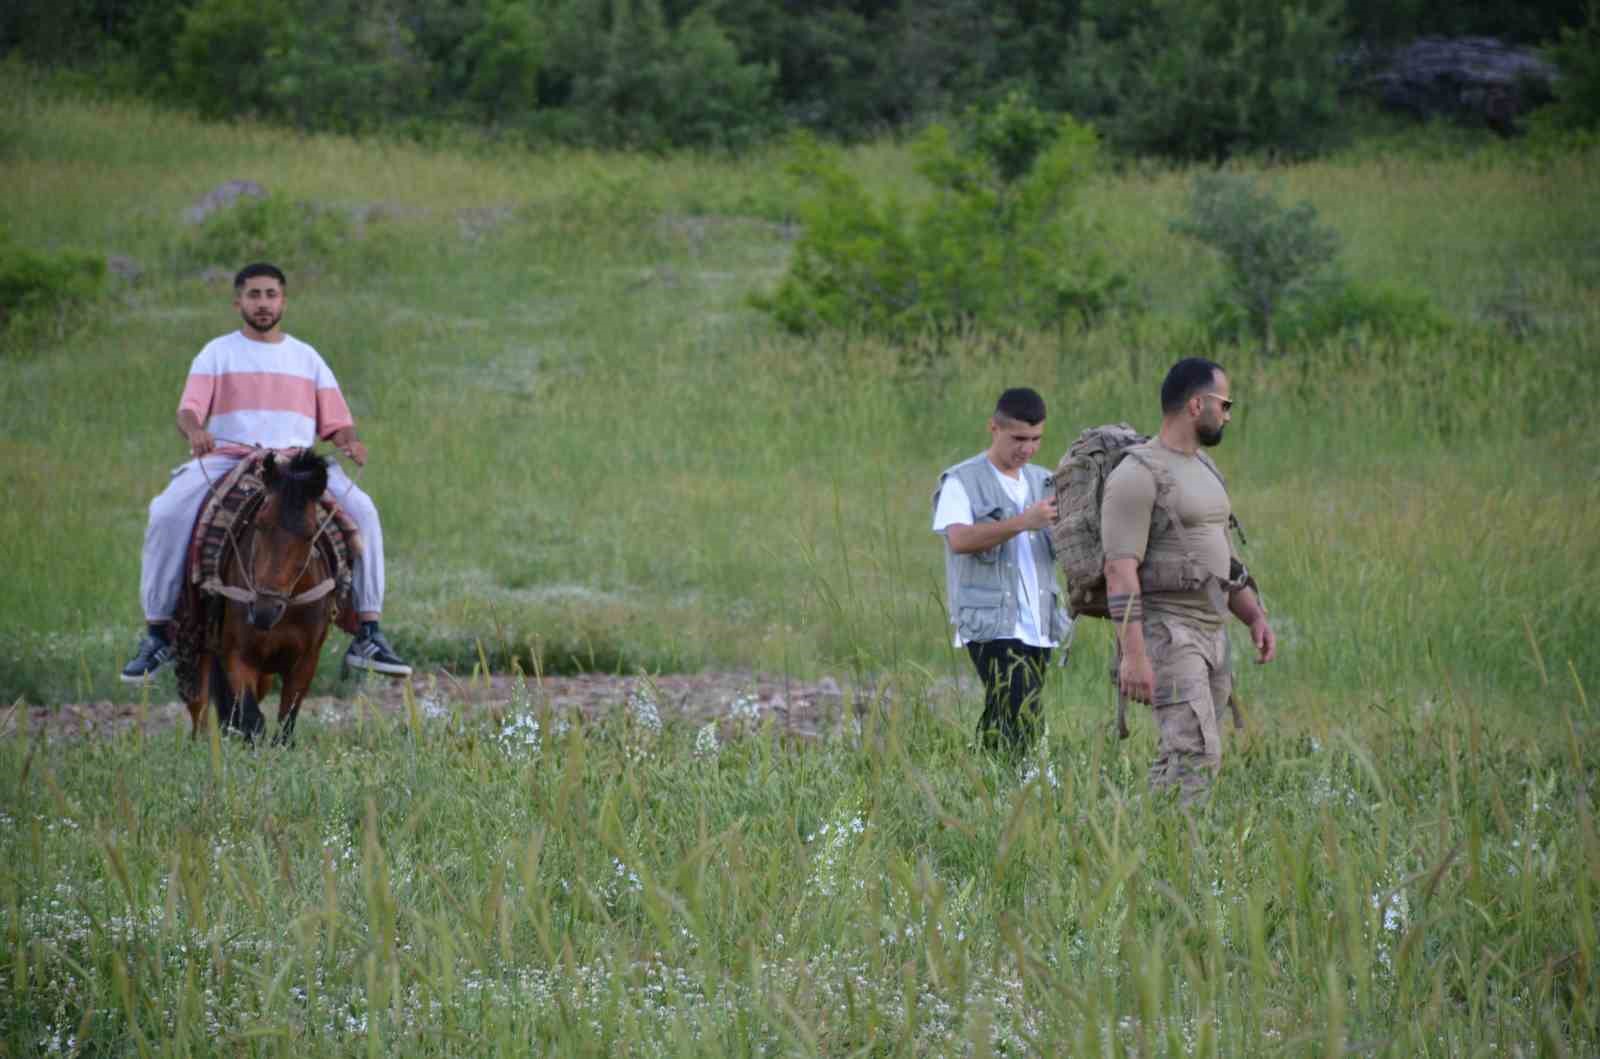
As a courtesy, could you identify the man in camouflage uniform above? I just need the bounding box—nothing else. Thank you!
[1102,358,1275,804]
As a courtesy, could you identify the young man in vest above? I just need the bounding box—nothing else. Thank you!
[933,387,1073,755]
[120,262,412,683]
[1101,357,1275,804]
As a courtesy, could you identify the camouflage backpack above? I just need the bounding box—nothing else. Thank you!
[1048,424,1151,618]
[1049,423,1254,619]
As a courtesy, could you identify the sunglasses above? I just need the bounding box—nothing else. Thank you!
[1202,392,1234,413]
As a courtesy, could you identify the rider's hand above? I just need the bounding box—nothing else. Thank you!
[187,428,216,458]
[1020,497,1058,531]
[340,439,368,466]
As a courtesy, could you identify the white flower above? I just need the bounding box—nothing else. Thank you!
[627,681,662,733]
[729,693,761,723]
[499,712,541,755]
[694,721,720,757]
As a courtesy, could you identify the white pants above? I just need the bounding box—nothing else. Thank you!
[140,455,385,621]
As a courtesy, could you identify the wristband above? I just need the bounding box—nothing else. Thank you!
[1107,593,1143,624]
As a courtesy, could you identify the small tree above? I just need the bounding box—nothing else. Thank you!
[759,95,1127,349]
[1171,172,1340,354]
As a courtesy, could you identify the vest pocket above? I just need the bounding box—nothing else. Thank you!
[957,585,1006,642]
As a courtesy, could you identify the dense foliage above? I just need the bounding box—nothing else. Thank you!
[758,98,1128,346]
[0,227,105,350]
[1,0,1592,152]
[1532,1,1600,138]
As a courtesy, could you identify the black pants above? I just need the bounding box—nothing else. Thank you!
[967,639,1051,754]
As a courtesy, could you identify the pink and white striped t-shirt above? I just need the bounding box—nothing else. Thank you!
[177,330,355,450]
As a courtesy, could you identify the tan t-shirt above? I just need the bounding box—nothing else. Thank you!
[1101,442,1233,626]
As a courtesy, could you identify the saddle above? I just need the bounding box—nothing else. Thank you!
[172,451,363,703]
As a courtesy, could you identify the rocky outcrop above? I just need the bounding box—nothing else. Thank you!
[1357,37,1558,135]
[183,180,266,224]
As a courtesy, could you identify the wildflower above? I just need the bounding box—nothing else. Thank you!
[627,681,662,733]
[729,692,761,723]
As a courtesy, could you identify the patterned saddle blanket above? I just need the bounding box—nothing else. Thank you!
[173,450,363,703]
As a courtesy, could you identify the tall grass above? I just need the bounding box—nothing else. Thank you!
[1,673,1596,1054]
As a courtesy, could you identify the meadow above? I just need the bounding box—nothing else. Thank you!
[2,67,1599,1054]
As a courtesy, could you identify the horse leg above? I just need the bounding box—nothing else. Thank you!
[243,673,271,742]
[210,654,241,733]
[225,657,265,742]
[254,673,275,742]
[275,659,318,748]
[186,655,213,739]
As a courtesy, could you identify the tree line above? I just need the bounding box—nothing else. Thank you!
[1,0,1593,154]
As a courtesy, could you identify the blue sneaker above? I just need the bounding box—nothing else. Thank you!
[344,629,412,677]
[119,633,174,684]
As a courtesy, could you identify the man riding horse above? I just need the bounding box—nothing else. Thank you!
[121,262,412,682]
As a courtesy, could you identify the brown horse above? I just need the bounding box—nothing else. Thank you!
[186,449,337,744]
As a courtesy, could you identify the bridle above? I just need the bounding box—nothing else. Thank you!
[196,439,361,612]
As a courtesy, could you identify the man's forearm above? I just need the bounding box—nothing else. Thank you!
[1104,557,1146,656]
[1228,586,1266,627]
[946,515,1029,555]
[177,409,203,440]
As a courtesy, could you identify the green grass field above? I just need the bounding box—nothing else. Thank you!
[3,68,1599,1053]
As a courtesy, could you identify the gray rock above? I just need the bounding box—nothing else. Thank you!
[184,180,266,225]
[456,205,517,240]
[1360,37,1558,134]
[105,255,142,280]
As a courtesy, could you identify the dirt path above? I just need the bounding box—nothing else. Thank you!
[10,669,896,743]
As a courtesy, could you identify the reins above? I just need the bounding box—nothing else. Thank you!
[195,438,364,610]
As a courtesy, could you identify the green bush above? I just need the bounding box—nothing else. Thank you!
[1530,1,1600,136]
[0,232,105,353]
[182,192,350,272]
[1200,277,1453,347]
[1063,0,1348,161]
[758,96,1128,349]
[1292,279,1452,343]
[1172,171,1342,353]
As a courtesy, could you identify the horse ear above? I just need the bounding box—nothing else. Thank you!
[261,453,279,486]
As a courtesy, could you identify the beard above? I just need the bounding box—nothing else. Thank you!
[1197,422,1225,447]
[241,309,281,335]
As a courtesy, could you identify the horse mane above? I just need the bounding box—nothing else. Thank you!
[269,449,330,537]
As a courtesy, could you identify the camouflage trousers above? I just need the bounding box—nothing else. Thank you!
[1112,617,1232,806]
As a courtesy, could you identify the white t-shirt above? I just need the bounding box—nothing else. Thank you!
[933,461,1052,648]
[177,331,354,451]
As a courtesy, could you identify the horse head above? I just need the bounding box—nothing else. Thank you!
[244,449,332,630]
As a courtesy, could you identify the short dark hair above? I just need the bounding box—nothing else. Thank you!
[994,387,1047,425]
[234,262,287,290]
[1160,358,1224,415]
